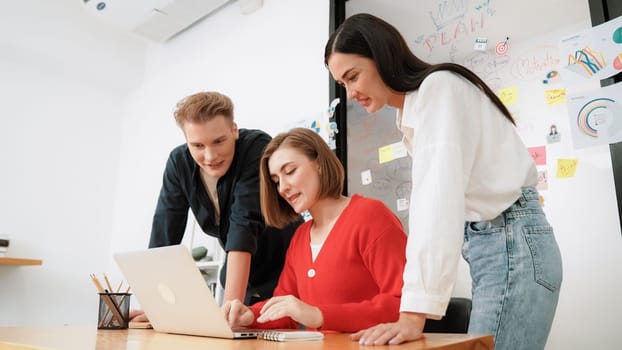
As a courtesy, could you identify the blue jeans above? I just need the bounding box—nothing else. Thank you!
[463,187,562,350]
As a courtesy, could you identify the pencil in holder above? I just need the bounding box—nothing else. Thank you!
[97,292,131,329]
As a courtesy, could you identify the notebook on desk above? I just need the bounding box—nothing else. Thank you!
[113,245,261,339]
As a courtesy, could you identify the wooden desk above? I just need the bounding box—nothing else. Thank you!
[0,326,493,350]
[0,257,42,266]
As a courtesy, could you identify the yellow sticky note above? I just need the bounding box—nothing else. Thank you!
[378,144,393,164]
[545,89,566,106]
[498,86,518,106]
[557,159,579,178]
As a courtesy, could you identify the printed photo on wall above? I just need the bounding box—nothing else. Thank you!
[547,124,561,143]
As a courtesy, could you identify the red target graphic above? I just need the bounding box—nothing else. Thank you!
[495,38,509,56]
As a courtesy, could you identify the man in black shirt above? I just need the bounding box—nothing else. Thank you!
[145,91,298,310]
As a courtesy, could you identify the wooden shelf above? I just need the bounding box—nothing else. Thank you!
[0,257,43,266]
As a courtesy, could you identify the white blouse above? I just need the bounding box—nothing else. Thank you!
[396,70,537,318]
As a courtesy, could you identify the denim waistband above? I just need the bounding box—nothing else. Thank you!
[501,187,541,218]
[518,187,539,202]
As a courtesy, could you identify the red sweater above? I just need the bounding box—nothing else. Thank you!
[249,195,407,332]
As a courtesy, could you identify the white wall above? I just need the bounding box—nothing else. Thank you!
[0,0,147,326]
[0,0,329,326]
[106,0,330,288]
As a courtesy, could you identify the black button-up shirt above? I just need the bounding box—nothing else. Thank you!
[149,128,299,302]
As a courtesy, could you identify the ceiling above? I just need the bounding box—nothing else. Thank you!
[0,0,148,90]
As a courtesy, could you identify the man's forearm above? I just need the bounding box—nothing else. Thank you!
[223,251,251,303]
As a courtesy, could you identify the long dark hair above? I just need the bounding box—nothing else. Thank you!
[324,13,514,125]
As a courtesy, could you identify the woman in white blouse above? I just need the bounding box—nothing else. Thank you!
[325,13,562,350]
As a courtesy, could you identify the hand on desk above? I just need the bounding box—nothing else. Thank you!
[223,295,323,329]
[350,311,425,346]
[129,309,150,323]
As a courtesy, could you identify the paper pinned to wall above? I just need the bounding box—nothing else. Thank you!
[537,170,548,190]
[566,81,622,149]
[545,88,567,106]
[396,198,409,212]
[289,98,341,150]
[361,170,372,185]
[498,86,518,105]
[557,159,579,178]
[378,141,408,164]
[559,15,622,81]
[528,145,547,166]
[474,37,488,51]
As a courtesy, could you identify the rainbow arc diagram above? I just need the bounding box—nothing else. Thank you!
[576,97,622,138]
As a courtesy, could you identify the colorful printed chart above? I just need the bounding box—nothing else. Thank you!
[576,98,616,138]
[559,16,622,81]
[566,82,622,149]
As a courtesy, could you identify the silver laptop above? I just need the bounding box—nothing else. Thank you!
[113,245,261,339]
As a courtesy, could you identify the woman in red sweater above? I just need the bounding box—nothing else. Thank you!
[223,127,407,332]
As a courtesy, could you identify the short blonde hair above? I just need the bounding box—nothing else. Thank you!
[260,128,344,228]
[173,91,234,127]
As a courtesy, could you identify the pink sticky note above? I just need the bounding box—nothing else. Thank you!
[528,146,546,166]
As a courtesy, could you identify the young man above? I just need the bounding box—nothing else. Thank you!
[149,91,298,305]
